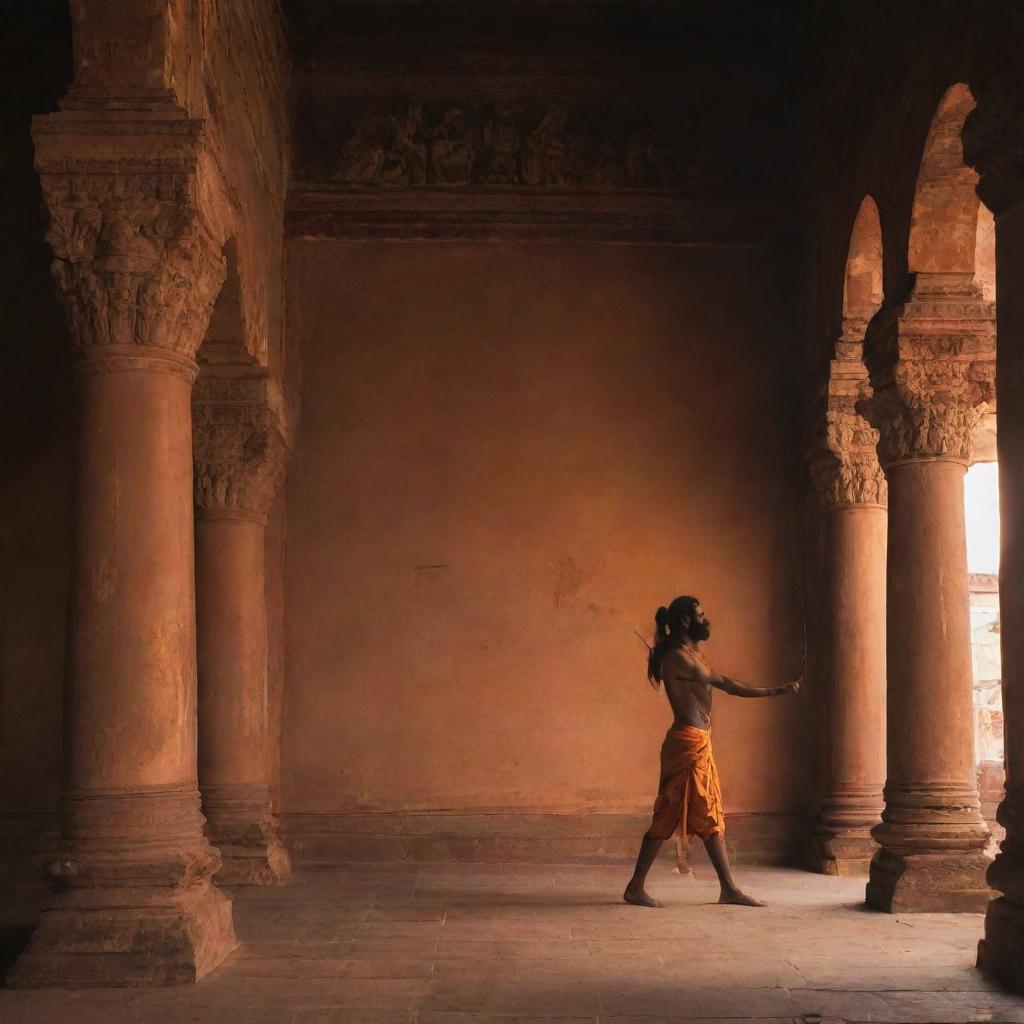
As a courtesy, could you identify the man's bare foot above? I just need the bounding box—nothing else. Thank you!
[624,885,663,908]
[718,889,765,907]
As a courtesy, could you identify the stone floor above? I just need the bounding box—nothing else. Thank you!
[1,862,1023,1023]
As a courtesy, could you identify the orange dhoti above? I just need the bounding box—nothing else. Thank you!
[646,725,725,841]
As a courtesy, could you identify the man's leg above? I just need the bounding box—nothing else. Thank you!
[623,834,665,907]
[672,827,695,877]
[702,832,764,907]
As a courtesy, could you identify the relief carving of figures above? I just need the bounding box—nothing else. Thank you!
[522,105,571,185]
[329,100,695,189]
[335,111,388,184]
[627,128,714,189]
[482,103,520,184]
[430,108,475,186]
[388,102,430,185]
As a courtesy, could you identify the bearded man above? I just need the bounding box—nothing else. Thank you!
[623,595,800,908]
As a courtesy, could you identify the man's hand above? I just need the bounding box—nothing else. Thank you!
[782,679,801,696]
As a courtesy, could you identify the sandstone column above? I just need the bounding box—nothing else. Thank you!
[193,370,290,885]
[807,340,887,875]
[8,113,237,987]
[966,88,1024,988]
[863,274,996,912]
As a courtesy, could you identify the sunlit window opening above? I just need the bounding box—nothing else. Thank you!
[965,461,1002,823]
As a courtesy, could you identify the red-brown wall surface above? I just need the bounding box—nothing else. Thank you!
[282,240,812,820]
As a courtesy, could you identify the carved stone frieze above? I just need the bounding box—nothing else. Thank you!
[809,323,887,509]
[32,113,226,363]
[193,372,288,521]
[861,278,996,466]
[325,98,718,191]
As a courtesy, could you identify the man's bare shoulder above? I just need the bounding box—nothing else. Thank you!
[661,645,699,678]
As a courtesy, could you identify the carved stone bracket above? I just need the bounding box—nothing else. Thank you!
[861,276,996,467]
[32,111,226,365]
[193,371,288,522]
[809,319,887,508]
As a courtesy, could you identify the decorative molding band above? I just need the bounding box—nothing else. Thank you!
[287,186,787,245]
[279,810,805,865]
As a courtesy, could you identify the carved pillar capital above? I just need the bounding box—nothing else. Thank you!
[809,326,887,509]
[861,278,996,467]
[32,111,226,367]
[193,372,288,523]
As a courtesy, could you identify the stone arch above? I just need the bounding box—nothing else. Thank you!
[908,83,982,277]
[843,196,883,321]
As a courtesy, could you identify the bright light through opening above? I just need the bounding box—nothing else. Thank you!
[965,462,1000,574]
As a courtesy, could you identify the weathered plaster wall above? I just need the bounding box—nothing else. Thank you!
[282,240,811,820]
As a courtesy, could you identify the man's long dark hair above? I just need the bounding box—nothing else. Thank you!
[647,595,700,689]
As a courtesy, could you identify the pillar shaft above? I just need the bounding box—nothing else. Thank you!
[807,343,888,875]
[72,353,200,791]
[193,371,289,885]
[197,517,269,786]
[863,276,995,912]
[809,505,887,873]
[872,457,990,862]
[9,113,237,987]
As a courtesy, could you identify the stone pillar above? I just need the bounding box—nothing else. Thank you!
[863,274,996,912]
[9,114,237,986]
[193,371,290,885]
[966,86,1024,989]
[807,340,888,875]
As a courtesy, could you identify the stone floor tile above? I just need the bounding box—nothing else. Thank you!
[418,1015,596,1024]
[434,938,592,959]
[422,977,601,1016]
[292,1010,413,1024]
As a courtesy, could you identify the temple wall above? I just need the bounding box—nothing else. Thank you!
[280,238,812,857]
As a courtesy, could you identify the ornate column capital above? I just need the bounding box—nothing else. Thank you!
[808,326,887,509]
[32,111,226,367]
[193,372,288,523]
[861,277,996,467]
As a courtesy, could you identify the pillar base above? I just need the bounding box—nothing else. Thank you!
[866,848,995,913]
[6,881,236,988]
[806,828,877,876]
[204,784,291,886]
[977,897,1024,992]
[216,836,291,886]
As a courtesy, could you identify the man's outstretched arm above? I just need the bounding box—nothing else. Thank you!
[684,650,799,698]
[713,675,799,698]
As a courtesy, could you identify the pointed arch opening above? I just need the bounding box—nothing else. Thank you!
[843,195,884,323]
